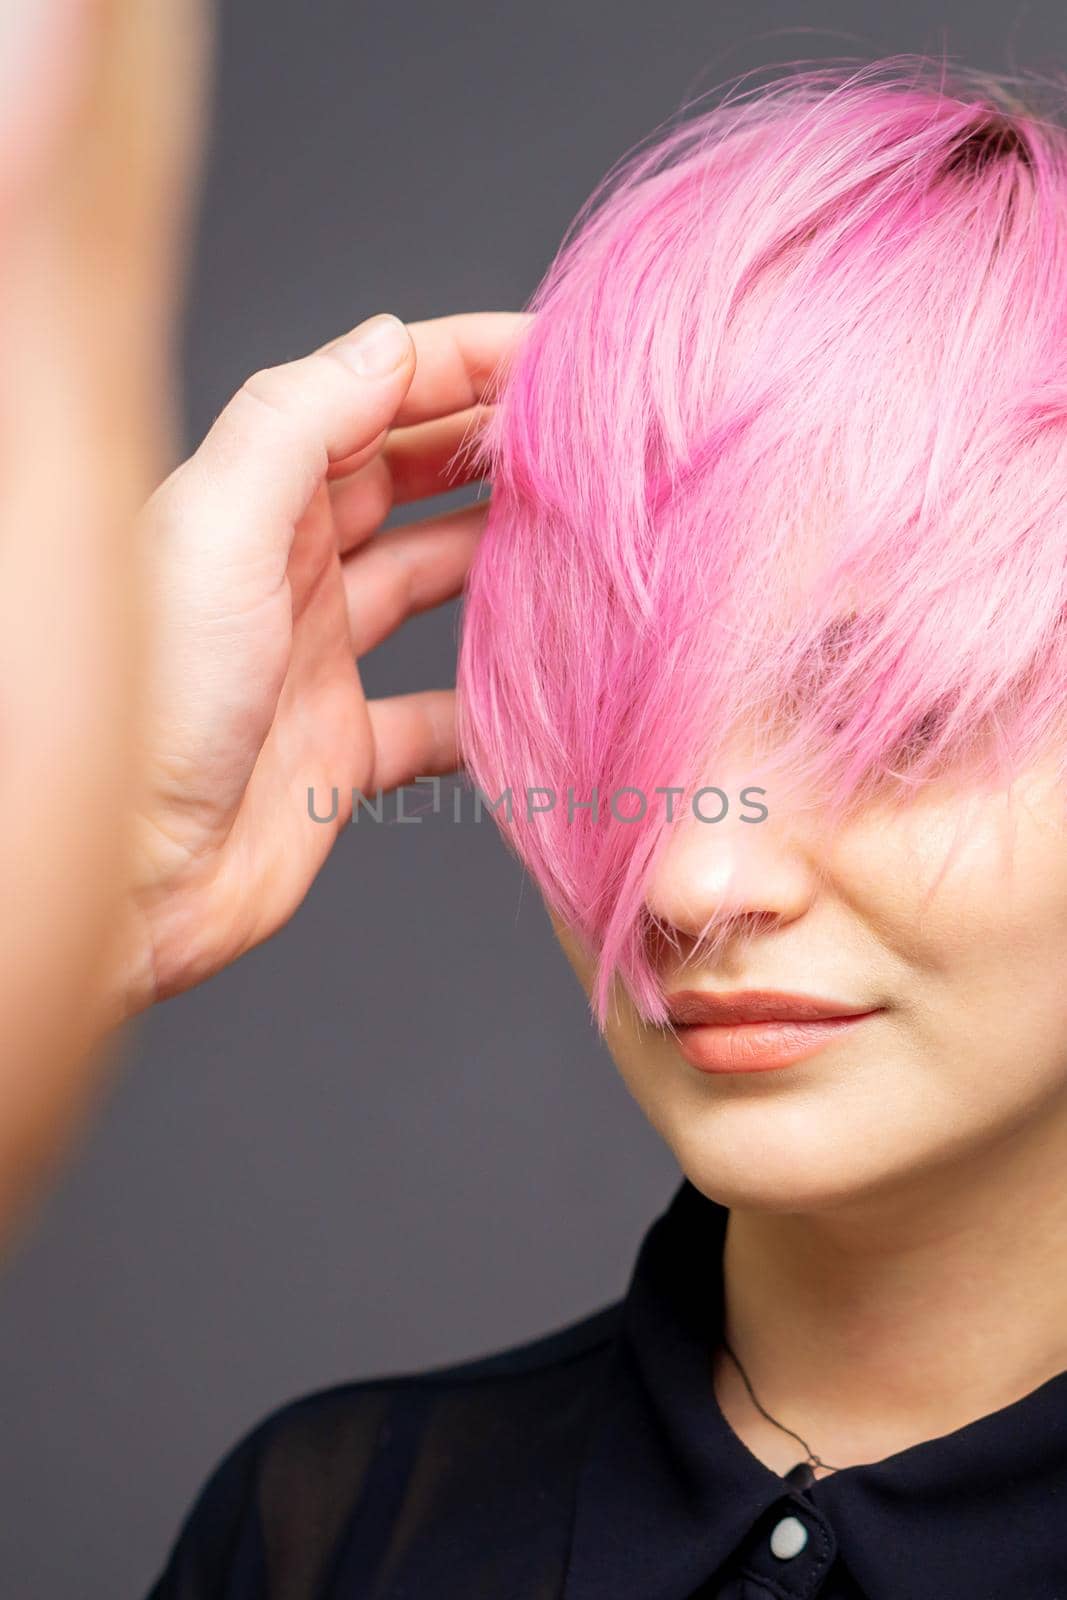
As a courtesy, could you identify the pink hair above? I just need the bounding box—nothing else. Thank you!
[454,53,1067,1032]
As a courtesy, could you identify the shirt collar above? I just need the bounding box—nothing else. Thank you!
[562,1174,1067,1600]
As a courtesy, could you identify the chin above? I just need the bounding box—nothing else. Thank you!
[667,1109,901,1215]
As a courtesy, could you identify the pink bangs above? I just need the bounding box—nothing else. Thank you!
[455,53,1067,1031]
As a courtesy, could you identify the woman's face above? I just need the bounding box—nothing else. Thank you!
[551,745,1067,1213]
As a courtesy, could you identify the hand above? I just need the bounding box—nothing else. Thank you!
[116,310,531,1018]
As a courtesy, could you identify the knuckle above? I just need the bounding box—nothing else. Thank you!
[239,363,291,413]
[141,458,194,528]
[231,364,325,479]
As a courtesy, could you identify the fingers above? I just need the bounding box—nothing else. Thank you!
[363,402,494,502]
[152,313,417,608]
[329,404,494,556]
[146,310,530,627]
[341,501,487,656]
[320,310,532,429]
[388,310,533,425]
[322,309,530,485]
[365,689,459,793]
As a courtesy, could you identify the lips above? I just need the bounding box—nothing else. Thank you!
[664,988,877,1027]
[663,988,883,1074]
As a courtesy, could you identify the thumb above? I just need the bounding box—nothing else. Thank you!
[150,313,415,605]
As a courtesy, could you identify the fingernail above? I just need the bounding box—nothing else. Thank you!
[340,313,411,378]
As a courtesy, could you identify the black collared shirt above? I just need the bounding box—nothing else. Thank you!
[144,1176,1067,1599]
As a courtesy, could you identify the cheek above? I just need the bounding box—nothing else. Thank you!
[838,786,1067,1098]
[828,779,1067,968]
[941,842,1067,1098]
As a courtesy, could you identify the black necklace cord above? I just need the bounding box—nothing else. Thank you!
[721,1339,843,1476]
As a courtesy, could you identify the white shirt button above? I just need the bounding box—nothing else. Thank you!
[769,1514,809,1560]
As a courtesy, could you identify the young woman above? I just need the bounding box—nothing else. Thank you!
[140,53,1067,1599]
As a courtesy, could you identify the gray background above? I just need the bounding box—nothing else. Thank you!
[1,3,1063,1596]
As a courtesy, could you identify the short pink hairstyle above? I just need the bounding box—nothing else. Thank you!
[455,54,1067,1032]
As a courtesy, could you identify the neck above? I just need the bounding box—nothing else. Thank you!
[716,1097,1067,1473]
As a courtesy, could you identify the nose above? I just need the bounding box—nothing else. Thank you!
[642,785,823,953]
